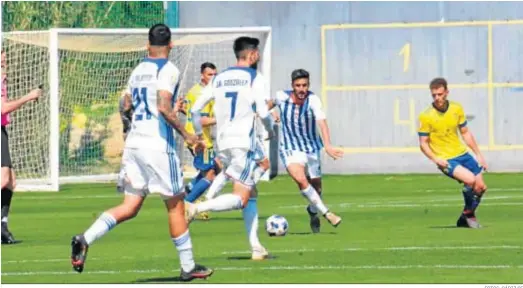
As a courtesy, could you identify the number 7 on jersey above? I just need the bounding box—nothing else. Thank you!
[225,92,238,120]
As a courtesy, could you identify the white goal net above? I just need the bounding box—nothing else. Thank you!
[2,27,272,191]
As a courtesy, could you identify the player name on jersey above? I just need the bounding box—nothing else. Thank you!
[132,74,154,82]
[215,79,249,87]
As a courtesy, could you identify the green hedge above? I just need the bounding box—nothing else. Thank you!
[2,1,165,31]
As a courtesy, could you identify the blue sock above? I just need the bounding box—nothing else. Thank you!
[461,186,475,216]
[185,172,203,193]
[185,178,212,203]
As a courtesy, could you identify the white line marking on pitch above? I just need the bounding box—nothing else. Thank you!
[4,246,520,265]
[279,201,523,209]
[2,256,134,264]
[422,188,523,193]
[3,264,523,276]
[15,187,523,200]
[17,192,281,200]
[221,245,522,255]
[393,195,523,203]
[277,194,523,209]
[350,195,522,206]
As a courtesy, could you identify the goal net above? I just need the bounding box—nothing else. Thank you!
[2,27,272,191]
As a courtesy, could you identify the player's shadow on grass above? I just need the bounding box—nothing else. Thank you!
[194,216,269,222]
[428,225,461,229]
[1,240,23,245]
[287,232,337,235]
[134,276,183,283]
[226,255,277,261]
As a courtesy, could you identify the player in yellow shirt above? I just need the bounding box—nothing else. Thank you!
[418,78,488,229]
[181,63,218,219]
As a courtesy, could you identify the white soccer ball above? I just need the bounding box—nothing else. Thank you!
[265,215,289,237]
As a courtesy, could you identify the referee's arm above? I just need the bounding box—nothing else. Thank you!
[1,88,42,114]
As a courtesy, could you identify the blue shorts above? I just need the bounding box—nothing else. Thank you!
[440,153,483,180]
[192,147,216,172]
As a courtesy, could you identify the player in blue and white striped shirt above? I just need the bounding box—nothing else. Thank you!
[269,69,343,233]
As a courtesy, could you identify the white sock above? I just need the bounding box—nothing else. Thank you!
[301,185,328,215]
[252,166,267,184]
[172,230,195,273]
[83,212,117,245]
[242,197,262,249]
[1,217,8,223]
[196,194,242,213]
[308,193,321,214]
[204,172,229,200]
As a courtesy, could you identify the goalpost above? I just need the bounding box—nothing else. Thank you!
[2,27,272,192]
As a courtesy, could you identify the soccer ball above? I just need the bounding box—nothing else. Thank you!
[265,215,289,237]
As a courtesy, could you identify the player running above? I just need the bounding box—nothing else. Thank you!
[180,62,218,220]
[70,24,213,281]
[1,49,42,244]
[202,132,270,202]
[201,94,272,202]
[186,36,275,260]
[418,78,487,229]
[268,69,343,234]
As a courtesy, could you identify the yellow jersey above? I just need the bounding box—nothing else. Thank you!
[184,83,214,148]
[418,101,468,160]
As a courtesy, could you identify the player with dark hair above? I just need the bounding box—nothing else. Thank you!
[70,24,213,281]
[180,62,218,220]
[268,69,343,233]
[186,36,275,260]
[418,77,487,229]
[1,49,42,244]
[200,62,217,74]
[196,58,272,204]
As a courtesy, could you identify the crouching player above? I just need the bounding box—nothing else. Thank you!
[418,78,487,228]
[269,69,343,233]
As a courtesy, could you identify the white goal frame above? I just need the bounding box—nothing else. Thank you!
[12,26,272,192]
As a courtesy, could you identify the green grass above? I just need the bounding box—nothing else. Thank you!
[2,173,523,283]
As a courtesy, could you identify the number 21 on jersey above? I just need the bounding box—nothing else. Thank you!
[132,87,152,121]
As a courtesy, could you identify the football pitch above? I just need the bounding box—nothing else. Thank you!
[2,173,523,284]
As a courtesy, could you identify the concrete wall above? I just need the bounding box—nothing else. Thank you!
[176,1,523,174]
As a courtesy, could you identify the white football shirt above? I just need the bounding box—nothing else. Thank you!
[124,58,181,153]
[191,67,270,151]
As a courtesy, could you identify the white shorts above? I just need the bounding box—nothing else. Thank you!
[218,148,258,187]
[253,138,267,162]
[279,150,322,179]
[119,148,184,198]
